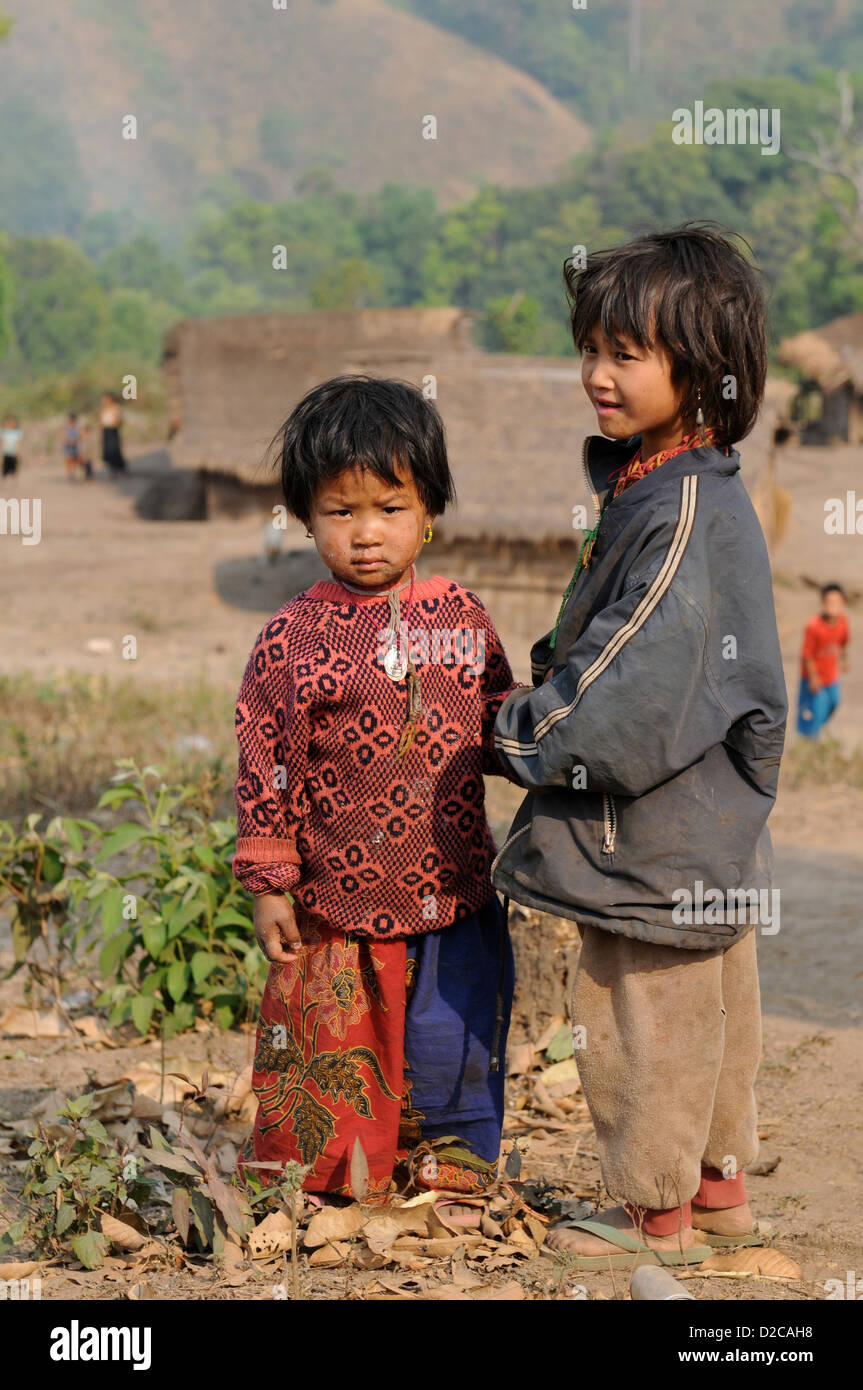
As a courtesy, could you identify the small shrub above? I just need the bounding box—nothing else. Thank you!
[68,762,266,1037]
[1,1093,156,1270]
[0,762,266,1038]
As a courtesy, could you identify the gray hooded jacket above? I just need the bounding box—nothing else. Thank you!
[491,433,788,950]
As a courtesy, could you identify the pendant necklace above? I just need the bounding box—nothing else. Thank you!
[333,566,423,759]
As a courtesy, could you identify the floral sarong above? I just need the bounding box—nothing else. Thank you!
[241,894,513,1197]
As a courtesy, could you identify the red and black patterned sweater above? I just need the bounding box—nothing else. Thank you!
[233,574,521,939]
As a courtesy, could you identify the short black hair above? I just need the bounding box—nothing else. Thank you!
[821,583,845,599]
[563,222,768,446]
[273,375,455,525]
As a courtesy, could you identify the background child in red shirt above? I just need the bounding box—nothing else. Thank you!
[233,375,519,1200]
[797,584,850,738]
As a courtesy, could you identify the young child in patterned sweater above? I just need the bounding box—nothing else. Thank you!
[233,375,520,1200]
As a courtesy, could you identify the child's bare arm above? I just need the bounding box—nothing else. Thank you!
[253,891,301,963]
[805,657,821,693]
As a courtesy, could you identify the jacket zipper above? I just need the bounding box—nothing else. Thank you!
[582,436,601,527]
[601,793,617,855]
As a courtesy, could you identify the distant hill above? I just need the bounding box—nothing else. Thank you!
[0,0,589,239]
[393,0,863,136]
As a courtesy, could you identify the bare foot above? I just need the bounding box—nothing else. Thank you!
[691,1201,754,1236]
[433,1198,484,1230]
[545,1204,698,1257]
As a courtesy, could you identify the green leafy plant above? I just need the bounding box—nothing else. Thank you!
[77,762,265,1036]
[1,1093,156,1270]
[0,762,266,1038]
[0,811,95,1009]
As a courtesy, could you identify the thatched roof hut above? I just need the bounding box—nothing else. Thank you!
[779,310,863,394]
[164,307,793,552]
[778,311,863,444]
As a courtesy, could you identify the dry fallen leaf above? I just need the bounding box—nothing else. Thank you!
[532,1079,570,1121]
[363,1207,432,1248]
[480,1254,523,1273]
[451,1259,485,1290]
[523,1213,548,1248]
[376,1273,427,1294]
[128,1242,164,1265]
[0,1006,75,1039]
[350,1135,370,1201]
[398,1190,440,1210]
[222,1239,246,1267]
[87,1081,135,1121]
[73,1016,117,1046]
[533,1015,566,1052]
[0,1261,41,1279]
[506,1042,537,1077]
[224,1065,256,1123]
[100,1213,150,1252]
[539,1057,581,1098]
[308,1240,351,1268]
[701,1249,801,1279]
[501,1216,536,1249]
[391,1235,478,1258]
[130,1093,165,1120]
[352,1246,389,1271]
[303,1204,365,1249]
[127,1282,156,1300]
[249,1210,293,1260]
[473,1280,526,1300]
[216,1141,239,1174]
[480,1211,502,1240]
[122,1065,189,1105]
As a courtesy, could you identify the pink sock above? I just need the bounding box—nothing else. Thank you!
[695,1166,748,1209]
[624,1200,692,1236]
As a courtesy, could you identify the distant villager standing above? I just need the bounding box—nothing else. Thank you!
[63,411,81,479]
[100,393,127,473]
[2,413,21,478]
[78,419,94,479]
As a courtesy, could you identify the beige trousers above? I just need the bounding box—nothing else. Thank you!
[571,924,762,1210]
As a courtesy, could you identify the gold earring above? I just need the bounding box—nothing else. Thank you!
[423,522,433,544]
[695,389,706,443]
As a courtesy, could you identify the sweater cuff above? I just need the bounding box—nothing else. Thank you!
[233,838,302,896]
[233,861,301,896]
[235,836,302,865]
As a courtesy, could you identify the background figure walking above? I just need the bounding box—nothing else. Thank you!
[2,413,21,479]
[62,412,81,479]
[100,393,127,473]
[797,583,850,738]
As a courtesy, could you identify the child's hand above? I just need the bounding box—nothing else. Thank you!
[807,675,822,695]
[253,892,302,963]
[543,667,555,683]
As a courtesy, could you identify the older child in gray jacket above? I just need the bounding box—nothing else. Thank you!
[493,224,787,1268]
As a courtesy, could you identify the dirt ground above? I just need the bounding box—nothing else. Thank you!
[1,441,861,1301]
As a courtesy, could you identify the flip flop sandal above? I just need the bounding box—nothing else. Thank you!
[544,1217,712,1273]
[698,1227,770,1248]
